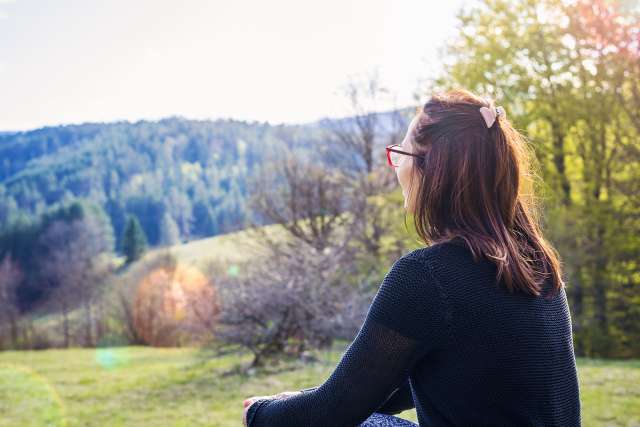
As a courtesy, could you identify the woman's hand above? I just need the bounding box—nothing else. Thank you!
[243,396,270,427]
[242,391,302,426]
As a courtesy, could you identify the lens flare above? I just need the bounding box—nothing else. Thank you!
[0,363,67,426]
[95,347,131,370]
[227,264,240,277]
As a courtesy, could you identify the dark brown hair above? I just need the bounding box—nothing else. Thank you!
[405,88,564,299]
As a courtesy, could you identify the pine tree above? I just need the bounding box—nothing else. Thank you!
[122,215,147,265]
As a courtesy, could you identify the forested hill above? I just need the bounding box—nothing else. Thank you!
[0,111,407,250]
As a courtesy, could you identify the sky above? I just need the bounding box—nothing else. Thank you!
[0,0,466,132]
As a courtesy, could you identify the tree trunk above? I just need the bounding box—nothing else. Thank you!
[84,299,93,347]
[569,265,585,356]
[550,120,572,206]
[62,302,70,348]
[96,298,106,345]
[9,311,19,349]
[592,220,610,355]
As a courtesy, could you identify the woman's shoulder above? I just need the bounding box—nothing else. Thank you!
[400,239,481,285]
[402,238,468,264]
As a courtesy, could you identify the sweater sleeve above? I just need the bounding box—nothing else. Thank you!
[374,378,415,415]
[246,254,449,427]
[293,380,415,416]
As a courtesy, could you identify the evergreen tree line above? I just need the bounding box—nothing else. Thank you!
[0,117,268,249]
[0,113,402,251]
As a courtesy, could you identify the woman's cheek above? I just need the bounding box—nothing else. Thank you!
[407,186,417,214]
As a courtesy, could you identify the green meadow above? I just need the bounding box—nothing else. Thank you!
[0,346,638,427]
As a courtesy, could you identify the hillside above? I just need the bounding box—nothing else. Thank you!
[0,110,411,251]
[29,187,416,337]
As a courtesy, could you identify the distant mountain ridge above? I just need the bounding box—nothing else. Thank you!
[0,109,411,251]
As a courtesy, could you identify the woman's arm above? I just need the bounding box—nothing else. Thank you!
[289,379,414,416]
[247,380,414,424]
[246,254,449,427]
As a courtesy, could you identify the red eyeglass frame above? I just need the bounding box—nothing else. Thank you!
[385,144,423,168]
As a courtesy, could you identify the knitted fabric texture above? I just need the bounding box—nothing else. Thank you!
[246,240,581,426]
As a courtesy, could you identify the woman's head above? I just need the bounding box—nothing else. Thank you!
[397,88,564,298]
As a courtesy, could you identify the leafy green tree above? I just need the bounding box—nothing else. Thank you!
[122,215,147,265]
[429,0,639,357]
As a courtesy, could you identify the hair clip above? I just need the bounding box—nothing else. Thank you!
[479,105,506,128]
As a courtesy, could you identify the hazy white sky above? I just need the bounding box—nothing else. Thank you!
[0,0,466,131]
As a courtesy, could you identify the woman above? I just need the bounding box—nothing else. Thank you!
[242,88,582,426]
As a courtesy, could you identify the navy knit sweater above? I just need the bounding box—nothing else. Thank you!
[246,239,582,426]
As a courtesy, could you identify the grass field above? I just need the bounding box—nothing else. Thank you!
[0,346,638,427]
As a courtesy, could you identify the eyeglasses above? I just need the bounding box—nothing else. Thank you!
[385,144,423,168]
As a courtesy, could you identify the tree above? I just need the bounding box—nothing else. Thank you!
[429,0,640,357]
[246,149,352,254]
[0,254,23,349]
[112,251,220,346]
[166,188,193,241]
[38,213,114,347]
[211,237,369,368]
[324,70,407,178]
[122,215,147,265]
[323,71,411,262]
[192,200,217,237]
[159,212,180,246]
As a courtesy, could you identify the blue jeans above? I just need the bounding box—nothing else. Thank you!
[358,412,418,426]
